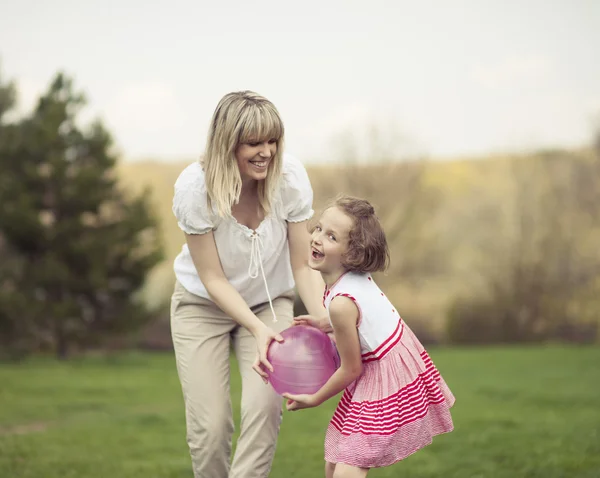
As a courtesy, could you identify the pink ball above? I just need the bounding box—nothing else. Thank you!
[267,325,340,396]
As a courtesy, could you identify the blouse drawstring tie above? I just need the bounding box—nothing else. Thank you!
[248,232,277,322]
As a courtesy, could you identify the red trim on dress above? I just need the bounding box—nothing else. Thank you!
[361,320,404,362]
[330,351,446,436]
[331,293,363,328]
[322,271,349,307]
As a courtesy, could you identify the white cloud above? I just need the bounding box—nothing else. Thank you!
[299,101,374,138]
[105,82,185,132]
[4,78,46,120]
[101,81,188,158]
[469,54,553,90]
[290,101,426,163]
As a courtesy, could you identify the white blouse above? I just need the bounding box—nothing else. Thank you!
[172,153,314,309]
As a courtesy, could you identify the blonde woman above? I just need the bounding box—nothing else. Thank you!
[170,91,327,478]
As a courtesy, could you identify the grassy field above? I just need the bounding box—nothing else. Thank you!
[1,346,599,478]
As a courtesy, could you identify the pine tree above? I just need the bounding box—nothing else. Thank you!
[0,71,164,359]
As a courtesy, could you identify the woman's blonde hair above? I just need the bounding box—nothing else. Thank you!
[201,91,285,218]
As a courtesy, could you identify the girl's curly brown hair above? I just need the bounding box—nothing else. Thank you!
[329,195,390,273]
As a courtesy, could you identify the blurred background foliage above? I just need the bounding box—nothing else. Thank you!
[1,68,599,360]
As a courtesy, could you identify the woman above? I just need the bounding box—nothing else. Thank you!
[170,91,327,478]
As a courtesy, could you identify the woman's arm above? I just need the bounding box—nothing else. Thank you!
[287,220,329,329]
[185,231,283,376]
[283,296,363,410]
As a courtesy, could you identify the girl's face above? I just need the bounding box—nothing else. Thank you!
[235,138,277,183]
[309,206,354,278]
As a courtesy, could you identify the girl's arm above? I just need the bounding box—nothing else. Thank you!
[287,221,329,327]
[283,295,363,410]
[185,232,283,377]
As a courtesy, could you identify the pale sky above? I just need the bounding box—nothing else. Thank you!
[1,0,599,163]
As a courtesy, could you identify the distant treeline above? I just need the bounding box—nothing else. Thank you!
[1,68,598,360]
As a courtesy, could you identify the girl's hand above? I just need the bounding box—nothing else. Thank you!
[293,314,330,332]
[282,392,321,411]
[251,324,284,383]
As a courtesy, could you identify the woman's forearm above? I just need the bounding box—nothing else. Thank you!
[287,221,329,324]
[185,232,267,335]
[293,265,329,320]
[201,277,266,335]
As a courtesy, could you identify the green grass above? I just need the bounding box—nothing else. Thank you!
[1,347,599,477]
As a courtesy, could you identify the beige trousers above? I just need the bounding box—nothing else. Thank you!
[170,281,294,478]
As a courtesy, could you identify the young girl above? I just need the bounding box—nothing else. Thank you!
[283,195,455,478]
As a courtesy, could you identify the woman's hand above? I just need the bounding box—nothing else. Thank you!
[293,314,331,332]
[282,392,321,411]
[251,323,284,383]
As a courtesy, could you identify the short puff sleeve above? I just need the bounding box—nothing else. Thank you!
[172,163,214,235]
[281,154,314,223]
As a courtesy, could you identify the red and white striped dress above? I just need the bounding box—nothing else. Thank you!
[323,272,455,468]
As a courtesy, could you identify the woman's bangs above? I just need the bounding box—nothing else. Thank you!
[238,105,283,144]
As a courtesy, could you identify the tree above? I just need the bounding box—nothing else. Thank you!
[299,123,444,340]
[0,71,164,359]
[447,139,600,344]
[313,122,444,286]
[0,66,15,119]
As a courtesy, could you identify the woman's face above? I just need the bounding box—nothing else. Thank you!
[235,139,277,182]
